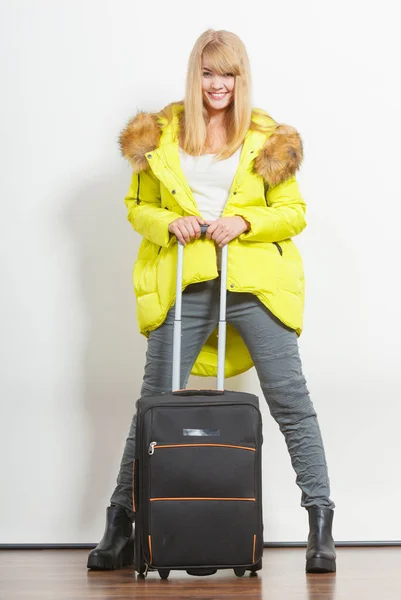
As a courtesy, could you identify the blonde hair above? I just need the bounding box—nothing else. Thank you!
[180,29,253,160]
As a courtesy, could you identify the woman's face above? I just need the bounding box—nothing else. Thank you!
[201,59,235,112]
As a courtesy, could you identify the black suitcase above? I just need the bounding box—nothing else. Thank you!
[133,231,264,579]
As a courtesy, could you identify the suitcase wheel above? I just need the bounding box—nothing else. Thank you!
[234,568,246,577]
[158,569,170,580]
[137,567,147,578]
[186,568,217,576]
[250,558,263,575]
[136,559,147,577]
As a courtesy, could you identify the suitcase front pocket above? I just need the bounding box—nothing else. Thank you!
[148,443,257,499]
[148,499,258,568]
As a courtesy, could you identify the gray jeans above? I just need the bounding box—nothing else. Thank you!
[111,279,334,520]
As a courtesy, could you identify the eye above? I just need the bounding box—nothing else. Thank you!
[224,73,234,77]
[202,71,211,77]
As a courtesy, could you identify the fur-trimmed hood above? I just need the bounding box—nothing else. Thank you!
[119,104,303,187]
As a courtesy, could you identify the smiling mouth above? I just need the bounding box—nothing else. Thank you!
[208,92,227,100]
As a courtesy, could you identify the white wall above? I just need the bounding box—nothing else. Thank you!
[1,0,400,544]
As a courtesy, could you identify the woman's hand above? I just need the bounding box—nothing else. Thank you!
[205,216,249,247]
[168,216,205,246]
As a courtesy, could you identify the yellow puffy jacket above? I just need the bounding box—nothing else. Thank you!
[119,102,306,378]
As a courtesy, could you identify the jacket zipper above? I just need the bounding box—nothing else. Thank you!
[273,242,283,256]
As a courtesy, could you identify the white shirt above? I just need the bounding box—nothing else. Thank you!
[178,146,242,220]
[178,146,242,270]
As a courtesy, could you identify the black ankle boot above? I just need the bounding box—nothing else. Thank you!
[306,507,336,573]
[87,505,134,570]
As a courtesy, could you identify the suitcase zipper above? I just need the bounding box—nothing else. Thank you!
[149,497,256,502]
[148,441,157,455]
[148,442,255,455]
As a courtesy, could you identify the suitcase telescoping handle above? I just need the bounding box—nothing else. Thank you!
[172,224,228,392]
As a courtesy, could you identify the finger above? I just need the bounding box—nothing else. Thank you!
[205,223,217,239]
[191,217,201,232]
[192,220,202,239]
[185,221,197,239]
[180,223,192,243]
[204,220,213,229]
[173,226,186,246]
[208,229,217,241]
[218,234,232,248]
[175,222,188,244]
[195,216,206,224]
[214,229,228,245]
[211,226,225,242]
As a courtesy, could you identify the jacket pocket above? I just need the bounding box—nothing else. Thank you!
[135,173,141,204]
[273,242,283,256]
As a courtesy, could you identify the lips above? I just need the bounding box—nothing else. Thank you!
[208,92,227,100]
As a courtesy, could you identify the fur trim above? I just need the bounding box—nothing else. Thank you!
[119,104,303,184]
[119,112,161,172]
[254,124,303,186]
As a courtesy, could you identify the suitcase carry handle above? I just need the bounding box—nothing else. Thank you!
[172,389,225,397]
[172,224,228,392]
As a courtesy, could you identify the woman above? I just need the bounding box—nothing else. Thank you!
[88,29,336,574]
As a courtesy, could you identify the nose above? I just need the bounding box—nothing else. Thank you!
[210,76,224,90]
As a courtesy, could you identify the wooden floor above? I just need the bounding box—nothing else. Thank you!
[0,548,400,600]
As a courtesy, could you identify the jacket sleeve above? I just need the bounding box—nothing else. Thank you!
[234,176,307,243]
[124,168,180,247]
